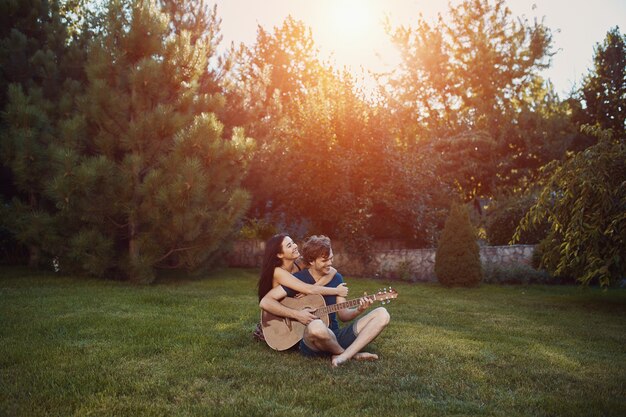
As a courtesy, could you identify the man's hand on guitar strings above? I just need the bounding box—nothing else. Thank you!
[357,292,374,312]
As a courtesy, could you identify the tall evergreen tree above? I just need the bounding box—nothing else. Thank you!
[158,0,232,97]
[0,0,87,266]
[48,0,253,282]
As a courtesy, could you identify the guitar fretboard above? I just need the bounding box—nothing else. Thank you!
[314,294,378,316]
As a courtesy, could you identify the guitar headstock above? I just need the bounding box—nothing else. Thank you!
[373,287,398,304]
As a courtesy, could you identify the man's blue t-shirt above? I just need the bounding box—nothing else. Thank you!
[283,269,344,332]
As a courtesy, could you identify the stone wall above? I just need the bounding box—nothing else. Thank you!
[225,239,535,282]
[373,244,534,282]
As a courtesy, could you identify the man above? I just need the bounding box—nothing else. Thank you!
[259,235,390,367]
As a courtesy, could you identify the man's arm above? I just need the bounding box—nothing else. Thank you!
[336,294,374,322]
[259,285,317,325]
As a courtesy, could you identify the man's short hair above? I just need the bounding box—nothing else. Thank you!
[301,235,332,265]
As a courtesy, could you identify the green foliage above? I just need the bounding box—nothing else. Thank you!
[234,19,453,252]
[238,218,277,240]
[2,0,618,286]
[384,0,571,198]
[435,204,482,287]
[514,127,626,287]
[0,85,64,267]
[158,0,232,98]
[0,203,28,265]
[482,262,552,285]
[577,26,626,137]
[485,193,548,245]
[394,259,416,282]
[1,85,52,195]
[243,16,324,109]
[43,0,254,282]
[0,0,88,266]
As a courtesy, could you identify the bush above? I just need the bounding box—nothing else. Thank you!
[530,241,577,285]
[238,218,278,240]
[435,204,482,287]
[395,259,416,282]
[485,193,547,245]
[482,262,552,285]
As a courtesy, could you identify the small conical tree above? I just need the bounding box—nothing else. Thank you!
[435,203,482,287]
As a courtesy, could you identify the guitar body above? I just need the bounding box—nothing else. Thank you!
[261,294,329,351]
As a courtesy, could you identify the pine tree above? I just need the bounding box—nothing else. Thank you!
[0,0,86,266]
[49,0,253,282]
[435,203,482,287]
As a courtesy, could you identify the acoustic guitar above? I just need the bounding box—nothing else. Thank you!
[261,288,398,351]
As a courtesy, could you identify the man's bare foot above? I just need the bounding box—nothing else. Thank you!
[331,352,378,367]
[353,352,378,361]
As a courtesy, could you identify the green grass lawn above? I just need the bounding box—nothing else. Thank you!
[1,266,625,417]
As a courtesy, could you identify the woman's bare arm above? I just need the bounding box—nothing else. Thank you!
[273,267,348,297]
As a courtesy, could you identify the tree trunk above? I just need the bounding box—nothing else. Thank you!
[128,215,139,281]
[27,245,40,268]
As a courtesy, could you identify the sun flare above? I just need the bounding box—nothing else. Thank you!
[309,0,445,88]
[330,0,375,40]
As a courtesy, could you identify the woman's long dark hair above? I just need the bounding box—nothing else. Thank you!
[258,233,288,301]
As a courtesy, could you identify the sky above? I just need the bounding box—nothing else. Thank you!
[213,0,626,96]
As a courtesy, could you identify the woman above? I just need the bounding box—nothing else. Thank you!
[254,233,348,341]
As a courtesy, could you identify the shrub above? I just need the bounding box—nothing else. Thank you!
[435,204,482,287]
[531,241,577,285]
[482,262,552,285]
[395,259,416,282]
[238,218,277,240]
[485,193,548,245]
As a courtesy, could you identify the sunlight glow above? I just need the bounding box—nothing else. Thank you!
[215,0,626,95]
[330,0,375,40]
[314,0,388,83]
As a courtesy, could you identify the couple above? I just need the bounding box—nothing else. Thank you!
[257,234,390,367]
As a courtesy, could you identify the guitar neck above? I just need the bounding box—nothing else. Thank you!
[315,294,377,316]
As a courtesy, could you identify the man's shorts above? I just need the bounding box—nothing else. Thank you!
[299,322,358,358]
